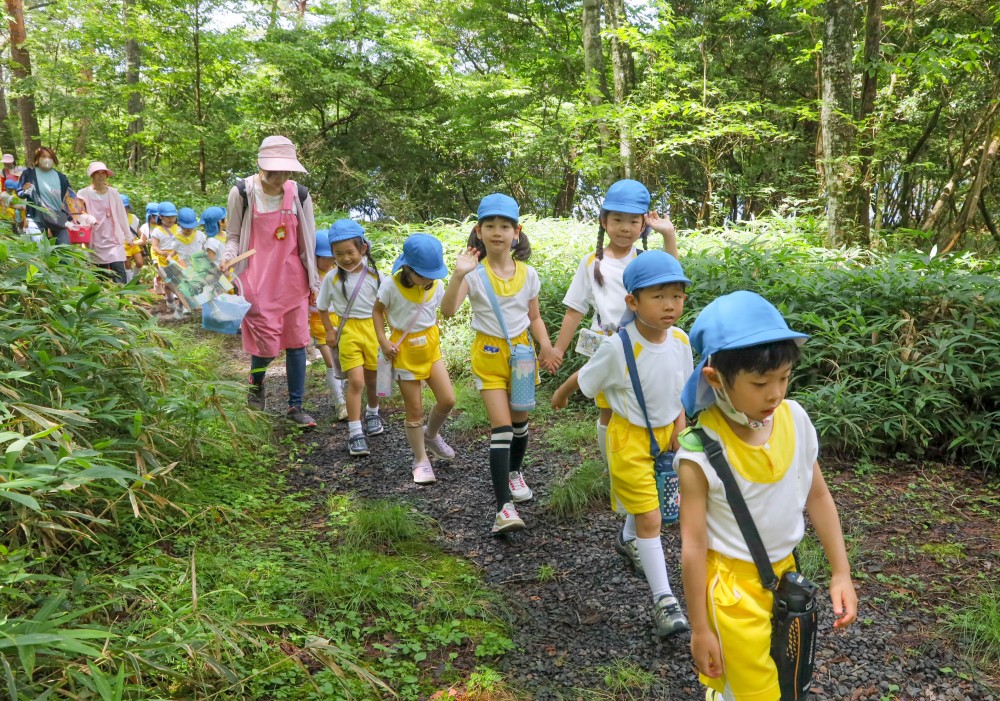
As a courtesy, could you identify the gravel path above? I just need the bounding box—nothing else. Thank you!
[239,344,997,701]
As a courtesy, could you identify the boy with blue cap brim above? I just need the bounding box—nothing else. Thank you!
[374,232,457,485]
[674,291,857,700]
[552,249,694,638]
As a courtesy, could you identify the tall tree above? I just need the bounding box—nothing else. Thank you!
[605,0,635,178]
[582,0,614,185]
[853,0,882,245]
[124,0,143,173]
[193,0,206,193]
[0,61,18,158]
[5,0,40,164]
[820,0,856,246]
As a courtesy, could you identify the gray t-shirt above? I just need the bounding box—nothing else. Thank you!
[35,168,63,213]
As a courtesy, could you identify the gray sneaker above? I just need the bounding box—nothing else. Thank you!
[652,595,691,638]
[364,412,384,435]
[286,407,316,428]
[348,433,370,456]
[613,531,645,580]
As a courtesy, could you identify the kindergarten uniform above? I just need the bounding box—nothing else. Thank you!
[577,321,692,514]
[316,266,380,372]
[171,230,208,264]
[151,224,178,267]
[124,212,142,257]
[676,400,817,699]
[204,233,225,261]
[377,271,445,381]
[464,259,540,392]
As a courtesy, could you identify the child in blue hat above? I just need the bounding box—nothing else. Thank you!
[373,233,456,485]
[308,227,348,420]
[200,206,228,264]
[552,250,693,638]
[151,202,182,311]
[441,193,560,533]
[675,291,857,700]
[552,179,678,471]
[120,194,145,281]
[317,219,384,456]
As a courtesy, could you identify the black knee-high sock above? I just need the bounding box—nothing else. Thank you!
[490,426,513,510]
[510,420,529,474]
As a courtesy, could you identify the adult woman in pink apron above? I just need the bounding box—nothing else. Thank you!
[221,136,320,427]
[76,161,130,284]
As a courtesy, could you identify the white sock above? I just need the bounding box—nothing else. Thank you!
[125,268,134,282]
[366,405,379,415]
[348,420,363,437]
[326,369,344,400]
[623,514,637,541]
[597,420,608,465]
[636,536,672,601]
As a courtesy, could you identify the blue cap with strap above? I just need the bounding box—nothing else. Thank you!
[177,207,199,229]
[120,194,131,208]
[315,228,332,257]
[145,202,159,219]
[681,291,809,415]
[477,193,519,223]
[618,251,691,327]
[328,219,367,245]
[199,206,226,235]
[392,233,448,279]
[603,179,650,215]
[158,201,178,217]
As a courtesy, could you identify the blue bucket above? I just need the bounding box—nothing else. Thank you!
[201,293,250,335]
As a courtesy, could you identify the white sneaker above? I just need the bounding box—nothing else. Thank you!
[412,460,436,485]
[491,502,525,534]
[508,471,533,502]
[335,400,348,421]
[424,428,455,460]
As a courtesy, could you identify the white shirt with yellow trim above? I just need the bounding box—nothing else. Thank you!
[377,275,443,333]
[317,267,380,318]
[465,262,540,339]
[578,321,692,427]
[562,247,639,331]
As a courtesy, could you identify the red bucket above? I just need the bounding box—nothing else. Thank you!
[67,224,92,244]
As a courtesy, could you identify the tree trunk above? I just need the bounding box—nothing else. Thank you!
[0,62,18,158]
[853,0,882,245]
[193,0,206,193]
[582,0,614,186]
[73,61,93,159]
[820,0,856,247]
[939,125,1000,253]
[553,156,578,217]
[5,0,40,165]
[897,102,941,228]
[605,0,634,179]
[124,0,143,173]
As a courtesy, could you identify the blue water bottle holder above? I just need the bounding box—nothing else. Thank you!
[477,265,536,411]
[618,328,680,524]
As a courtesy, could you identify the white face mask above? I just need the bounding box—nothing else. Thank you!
[712,382,771,431]
[38,158,54,171]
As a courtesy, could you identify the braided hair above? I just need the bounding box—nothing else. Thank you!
[335,237,382,297]
[467,217,532,262]
[593,210,651,287]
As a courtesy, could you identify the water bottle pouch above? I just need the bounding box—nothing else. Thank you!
[771,571,819,700]
[508,343,537,411]
[654,450,680,524]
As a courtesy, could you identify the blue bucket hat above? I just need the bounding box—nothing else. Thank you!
[315,228,332,258]
[618,251,691,327]
[4,179,19,191]
[681,291,809,415]
[603,179,651,215]
[477,193,519,223]
[199,206,227,236]
[177,207,199,229]
[328,219,367,245]
[158,201,178,217]
[120,194,131,208]
[392,233,448,279]
[145,202,159,219]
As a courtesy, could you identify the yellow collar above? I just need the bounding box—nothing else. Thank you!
[393,270,437,304]
[482,258,526,297]
[699,401,794,483]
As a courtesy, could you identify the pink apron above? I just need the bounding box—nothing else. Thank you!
[86,191,125,264]
[240,180,310,357]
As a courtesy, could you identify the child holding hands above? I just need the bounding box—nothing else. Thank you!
[373,233,456,485]
[676,291,857,700]
[441,194,559,533]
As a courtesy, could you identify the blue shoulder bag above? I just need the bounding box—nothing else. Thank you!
[478,265,536,411]
[618,328,680,524]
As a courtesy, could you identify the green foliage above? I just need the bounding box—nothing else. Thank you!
[545,459,610,521]
[946,581,1000,669]
[598,658,656,700]
[343,499,437,553]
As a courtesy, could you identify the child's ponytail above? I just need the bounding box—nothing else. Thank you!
[511,230,531,261]
[640,225,650,253]
[593,222,607,287]
[366,248,382,282]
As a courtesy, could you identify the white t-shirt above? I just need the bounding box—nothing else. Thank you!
[465,262,540,339]
[173,231,208,262]
[253,187,283,214]
[562,248,639,331]
[377,274,443,333]
[151,226,176,253]
[676,400,818,563]
[578,321,692,427]
[317,266,380,318]
[138,222,152,241]
[204,236,225,259]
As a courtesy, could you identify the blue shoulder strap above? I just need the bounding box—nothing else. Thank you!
[477,264,514,352]
[618,328,661,458]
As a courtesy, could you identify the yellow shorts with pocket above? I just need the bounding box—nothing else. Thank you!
[606,413,674,515]
[471,330,540,392]
[125,242,142,257]
[338,317,378,372]
[702,550,797,700]
[310,310,341,346]
[390,325,442,382]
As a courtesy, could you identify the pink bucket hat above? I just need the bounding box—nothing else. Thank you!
[257,135,307,173]
[87,161,114,177]
[1,154,14,165]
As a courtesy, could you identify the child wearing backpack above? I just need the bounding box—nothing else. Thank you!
[441,194,559,533]
[676,291,857,700]
[317,219,383,456]
[551,250,693,638]
[551,179,678,468]
[373,233,456,485]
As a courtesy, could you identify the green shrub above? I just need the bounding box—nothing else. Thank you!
[545,459,610,521]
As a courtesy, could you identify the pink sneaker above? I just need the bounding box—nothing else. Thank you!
[508,471,533,502]
[412,460,437,485]
[424,428,455,461]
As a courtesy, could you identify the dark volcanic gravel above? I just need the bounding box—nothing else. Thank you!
[252,352,997,701]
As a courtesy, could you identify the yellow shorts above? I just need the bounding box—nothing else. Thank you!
[595,391,610,410]
[310,310,341,346]
[391,325,442,382]
[153,252,170,268]
[338,317,378,372]
[125,242,141,257]
[703,550,798,700]
[606,413,674,514]
[471,330,540,392]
